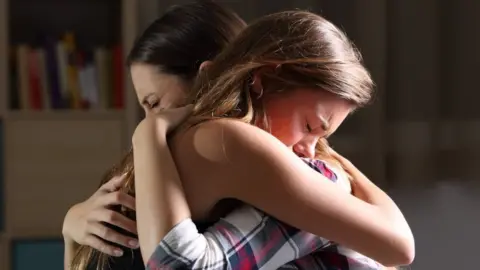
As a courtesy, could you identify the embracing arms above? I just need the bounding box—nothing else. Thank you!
[169,119,414,267]
[132,116,414,267]
[132,114,329,269]
[133,117,346,269]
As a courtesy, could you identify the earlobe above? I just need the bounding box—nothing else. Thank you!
[250,70,264,96]
[199,61,213,71]
[250,66,278,97]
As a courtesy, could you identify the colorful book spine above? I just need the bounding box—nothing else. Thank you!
[10,33,124,111]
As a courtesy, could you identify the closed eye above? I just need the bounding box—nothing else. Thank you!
[146,100,159,109]
[306,118,330,137]
[142,94,160,110]
[306,122,313,133]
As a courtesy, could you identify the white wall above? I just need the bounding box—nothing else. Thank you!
[390,181,480,269]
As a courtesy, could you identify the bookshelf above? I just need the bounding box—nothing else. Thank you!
[0,0,139,269]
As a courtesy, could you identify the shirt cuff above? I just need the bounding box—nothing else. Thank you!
[161,218,200,248]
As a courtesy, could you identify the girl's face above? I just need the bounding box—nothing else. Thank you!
[130,63,189,115]
[261,88,353,159]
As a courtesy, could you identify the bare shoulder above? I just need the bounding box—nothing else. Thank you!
[171,118,314,197]
[171,119,283,163]
[169,119,283,218]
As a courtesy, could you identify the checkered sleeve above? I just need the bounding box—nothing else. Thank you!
[146,206,332,270]
[145,158,339,270]
[146,218,227,270]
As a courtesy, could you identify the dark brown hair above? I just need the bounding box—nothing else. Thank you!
[127,0,245,80]
[70,1,245,269]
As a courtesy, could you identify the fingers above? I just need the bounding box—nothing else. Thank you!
[89,220,139,250]
[99,174,128,193]
[83,234,125,257]
[101,190,136,211]
[93,208,137,235]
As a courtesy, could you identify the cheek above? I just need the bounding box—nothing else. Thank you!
[263,101,305,146]
[158,86,188,109]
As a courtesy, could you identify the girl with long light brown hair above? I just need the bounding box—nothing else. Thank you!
[133,10,414,270]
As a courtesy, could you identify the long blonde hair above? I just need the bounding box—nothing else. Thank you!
[188,11,374,162]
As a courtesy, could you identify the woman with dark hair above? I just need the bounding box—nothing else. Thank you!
[132,10,414,270]
[62,1,246,269]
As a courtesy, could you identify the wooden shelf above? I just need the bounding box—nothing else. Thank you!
[5,109,125,121]
[9,0,121,47]
[5,230,62,240]
[4,117,126,237]
[0,0,139,268]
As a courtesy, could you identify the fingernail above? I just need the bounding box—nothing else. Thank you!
[129,240,139,248]
[114,249,123,257]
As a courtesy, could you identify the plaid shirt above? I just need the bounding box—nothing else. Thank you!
[146,159,382,270]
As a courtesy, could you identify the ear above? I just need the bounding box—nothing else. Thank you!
[199,61,213,71]
[250,68,266,96]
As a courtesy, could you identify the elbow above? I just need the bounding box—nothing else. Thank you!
[137,228,161,265]
[381,234,415,267]
[400,236,416,265]
[392,240,415,266]
[139,240,155,265]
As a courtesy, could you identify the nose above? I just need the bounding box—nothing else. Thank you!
[293,139,317,159]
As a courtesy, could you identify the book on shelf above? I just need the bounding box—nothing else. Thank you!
[10,32,125,111]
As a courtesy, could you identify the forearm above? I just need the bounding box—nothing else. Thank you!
[352,173,414,265]
[63,237,78,270]
[133,125,191,263]
[354,175,410,230]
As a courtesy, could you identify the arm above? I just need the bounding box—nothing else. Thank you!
[172,120,414,267]
[144,209,331,270]
[132,117,191,264]
[132,117,397,269]
[132,118,332,269]
[332,149,414,250]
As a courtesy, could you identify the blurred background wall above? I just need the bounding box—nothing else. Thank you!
[0,0,478,269]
